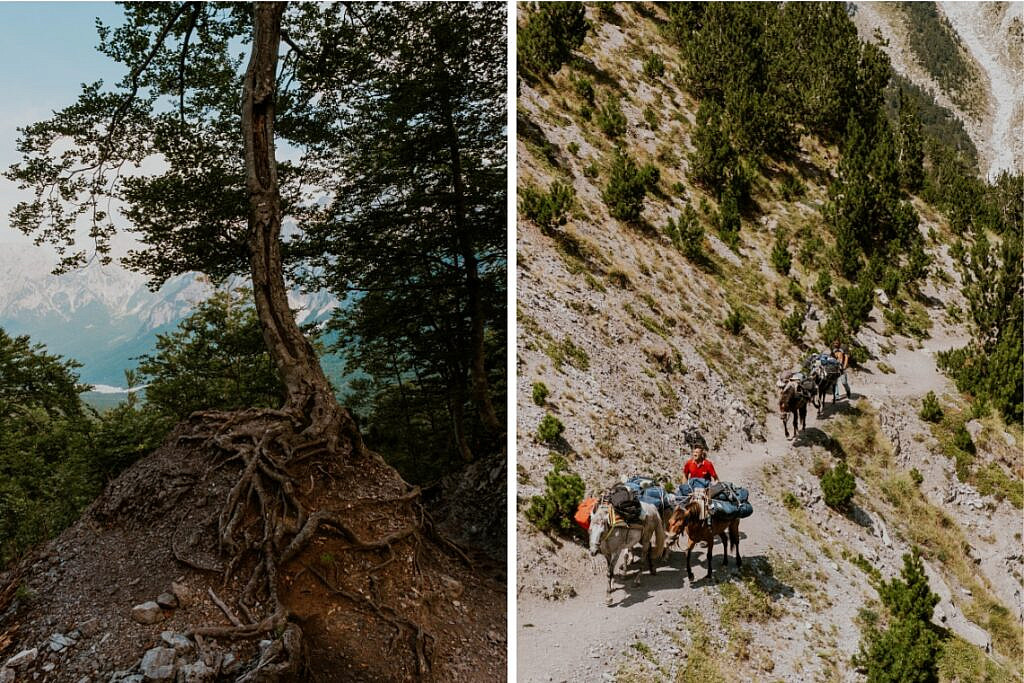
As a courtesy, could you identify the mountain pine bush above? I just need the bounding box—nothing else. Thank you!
[596,97,627,138]
[537,413,565,444]
[520,180,575,231]
[858,550,942,683]
[525,459,585,533]
[664,206,703,261]
[602,149,647,222]
[820,459,855,511]
[517,3,588,77]
[771,230,792,275]
[918,391,943,423]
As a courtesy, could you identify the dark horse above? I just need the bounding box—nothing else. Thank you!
[666,494,741,582]
[778,378,811,439]
[809,360,841,416]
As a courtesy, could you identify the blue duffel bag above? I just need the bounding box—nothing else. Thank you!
[639,486,669,511]
[710,499,754,519]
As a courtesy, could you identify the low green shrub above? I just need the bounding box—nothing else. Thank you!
[602,149,647,222]
[524,461,585,533]
[820,459,856,511]
[532,382,549,406]
[770,230,791,275]
[781,306,804,344]
[537,413,565,444]
[642,52,665,79]
[918,391,943,423]
[723,308,744,335]
[664,205,703,261]
[520,180,575,231]
[596,97,627,138]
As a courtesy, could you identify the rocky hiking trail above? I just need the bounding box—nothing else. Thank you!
[518,322,974,682]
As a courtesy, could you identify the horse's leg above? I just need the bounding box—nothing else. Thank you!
[685,541,694,582]
[781,409,789,438]
[706,536,714,581]
[606,552,615,594]
[732,521,742,568]
[719,530,729,568]
[799,403,807,432]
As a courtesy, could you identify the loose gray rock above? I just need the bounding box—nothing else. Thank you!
[139,647,175,680]
[169,582,195,609]
[0,668,13,683]
[48,632,75,652]
[5,648,37,669]
[131,602,163,625]
[159,631,192,653]
[176,660,214,683]
[155,593,178,610]
[78,618,101,638]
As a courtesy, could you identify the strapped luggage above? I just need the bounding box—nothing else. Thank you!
[606,483,642,523]
[574,497,598,531]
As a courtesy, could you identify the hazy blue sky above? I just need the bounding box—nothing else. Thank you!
[0,3,132,253]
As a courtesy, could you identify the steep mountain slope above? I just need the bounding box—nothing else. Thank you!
[851,1,1023,178]
[517,4,1021,681]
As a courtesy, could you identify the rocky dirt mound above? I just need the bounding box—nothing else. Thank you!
[0,413,504,682]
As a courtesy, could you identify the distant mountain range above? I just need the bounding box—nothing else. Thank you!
[0,245,343,389]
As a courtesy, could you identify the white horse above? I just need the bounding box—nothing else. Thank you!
[588,501,666,594]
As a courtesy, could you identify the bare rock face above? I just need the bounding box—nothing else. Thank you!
[131,601,163,625]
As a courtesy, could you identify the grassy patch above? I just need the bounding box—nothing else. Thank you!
[674,610,722,682]
[937,635,1016,683]
[546,336,590,372]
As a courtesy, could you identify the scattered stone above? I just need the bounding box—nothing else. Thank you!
[176,660,214,683]
[5,648,37,669]
[42,662,56,672]
[221,653,237,672]
[170,582,195,609]
[48,632,75,652]
[131,602,163,625]
[78,619,101,638]
[965,420,983,441]
[874,289,889,306]
[961,587,973,597]
[159,632,192,653]
[0,668,13,683]
[139,647,175,680]
[155,593,178,610]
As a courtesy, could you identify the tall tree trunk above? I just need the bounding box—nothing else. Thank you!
[440,93,502,438]
[241,2,346,447]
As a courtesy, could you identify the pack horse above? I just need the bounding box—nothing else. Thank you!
[588,500,665,594]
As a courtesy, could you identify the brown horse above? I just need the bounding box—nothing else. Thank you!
[666,495,741,582]
[778,379,810,439]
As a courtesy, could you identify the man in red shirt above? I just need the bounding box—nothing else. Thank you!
[682,434,719,486]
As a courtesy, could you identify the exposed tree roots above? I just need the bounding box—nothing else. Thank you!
[170,407,442,680]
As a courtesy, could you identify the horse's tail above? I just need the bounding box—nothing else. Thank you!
[652,507,667,561]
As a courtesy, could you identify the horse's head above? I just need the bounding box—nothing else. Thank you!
[778,382,796,411]
[666,503,695,535]
[588,503,612,556]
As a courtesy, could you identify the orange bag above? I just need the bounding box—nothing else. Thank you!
[574,497,598,531]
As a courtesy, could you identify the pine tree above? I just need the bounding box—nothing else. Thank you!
[517,2,588,78]
[897,88,925,191]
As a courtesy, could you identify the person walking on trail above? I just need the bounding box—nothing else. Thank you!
[682,432,719,488]
[832,340,852,400]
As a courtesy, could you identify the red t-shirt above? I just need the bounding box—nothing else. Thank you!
[683,458,718,481]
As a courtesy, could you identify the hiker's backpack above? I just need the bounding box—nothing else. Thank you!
[606,483,642,523]
[574,497,598,531]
